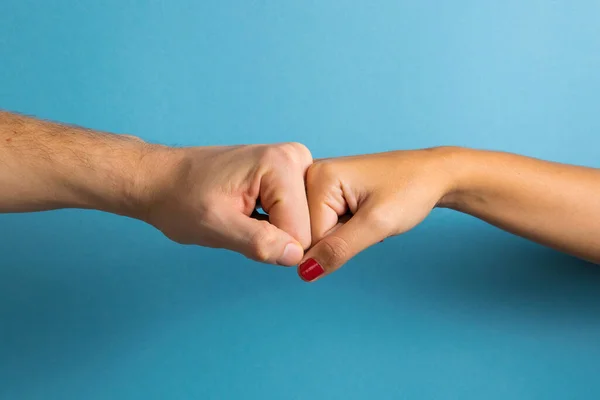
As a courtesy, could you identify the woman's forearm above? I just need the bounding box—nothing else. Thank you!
[440,147,600,264]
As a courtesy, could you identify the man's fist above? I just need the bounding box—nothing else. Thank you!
[139,143,313,266]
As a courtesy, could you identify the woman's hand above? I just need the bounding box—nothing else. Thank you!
[298,146,600,282]
[140,143,313,266]
[298,147,456,281]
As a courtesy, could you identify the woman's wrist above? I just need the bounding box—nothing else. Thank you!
[433,146,479,211]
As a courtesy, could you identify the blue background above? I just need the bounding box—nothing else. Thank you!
[1,1,600,399]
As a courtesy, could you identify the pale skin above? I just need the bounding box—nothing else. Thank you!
[0,110,312,266]
[1,110,599,283]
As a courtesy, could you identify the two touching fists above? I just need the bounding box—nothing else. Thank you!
[140,143,451,282]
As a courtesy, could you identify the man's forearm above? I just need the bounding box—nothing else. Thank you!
[440,148,600,263]
[0,110,156,217]
[0,110,311,266]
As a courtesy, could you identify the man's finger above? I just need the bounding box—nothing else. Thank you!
[264,180,311,249]
[297,206,391,282]
[260,143,313,249]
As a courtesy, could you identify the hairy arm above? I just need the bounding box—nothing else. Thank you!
[0,110,155,217]
[0,110,311,265]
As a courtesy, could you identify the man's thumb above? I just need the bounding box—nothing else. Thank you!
[224,212,304,266]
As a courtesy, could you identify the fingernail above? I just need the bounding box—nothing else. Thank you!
[277,243,303,266]
[298,258,325,282]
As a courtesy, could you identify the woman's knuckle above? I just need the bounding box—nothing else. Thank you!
[366,207,395,234]
[307,160,336,185]
[321,236,351,267]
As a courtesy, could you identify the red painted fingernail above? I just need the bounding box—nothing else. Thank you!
[298,258,325,282]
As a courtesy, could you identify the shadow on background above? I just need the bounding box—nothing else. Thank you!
[354,219,600,330]
[1,214,600,395]
[0,213,286,393]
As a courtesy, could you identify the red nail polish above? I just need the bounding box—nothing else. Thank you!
[298,258,325,282]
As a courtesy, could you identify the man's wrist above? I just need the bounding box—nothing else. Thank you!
[56,134,175,221]
[117,142,180,222]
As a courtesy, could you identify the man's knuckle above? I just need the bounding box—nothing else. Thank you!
[248,222,276,262]
[287,142,312,164]
[255,145,276,164]
[263,142,310,166]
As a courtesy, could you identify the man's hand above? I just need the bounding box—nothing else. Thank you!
[0,111,312,266]
[138,143,313,266]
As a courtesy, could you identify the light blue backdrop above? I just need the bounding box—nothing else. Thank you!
[2,1,600,399]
